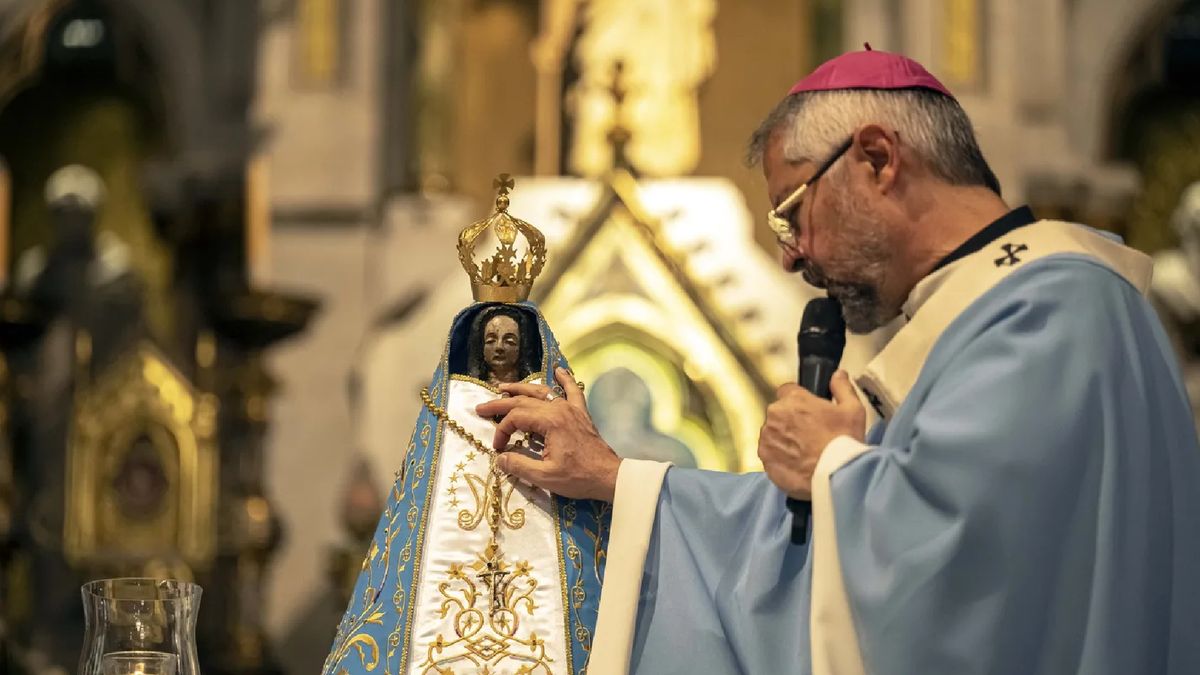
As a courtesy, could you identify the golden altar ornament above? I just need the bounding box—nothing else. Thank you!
[64,341,218,569]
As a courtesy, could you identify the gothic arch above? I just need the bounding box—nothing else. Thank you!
[1068,0,1185,163]
[1099,0,1200,252]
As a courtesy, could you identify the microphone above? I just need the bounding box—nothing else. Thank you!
[786,297,846,545]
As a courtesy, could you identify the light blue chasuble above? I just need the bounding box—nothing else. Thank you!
[602,221,1200,675]
[324,302,610,675]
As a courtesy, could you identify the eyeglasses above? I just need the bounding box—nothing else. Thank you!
[766,136,854,248]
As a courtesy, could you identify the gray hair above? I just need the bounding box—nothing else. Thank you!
[747,88,1000,195]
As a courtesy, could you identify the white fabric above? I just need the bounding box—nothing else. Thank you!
[858,220,1153,419]
[810,435,871,675]
[408,379,570,674]
[590,459,671,675]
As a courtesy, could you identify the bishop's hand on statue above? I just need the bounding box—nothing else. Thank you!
[323,176,611,675]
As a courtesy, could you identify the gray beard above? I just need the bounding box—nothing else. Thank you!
[801,261,889,334]
[798,177,895,333]
[830,282,888,333]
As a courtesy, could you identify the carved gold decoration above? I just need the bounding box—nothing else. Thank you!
[457,174,547,303]
[419,543,550,674]
[296,0,342,87]
[941,0,983,89]
[64,342,218,567]
[0,356,12,545]
[1126,107,1200,254]
[568,0,716,177]
[532,0,584,175]
[534,174,771,471]
[0,157,9,286]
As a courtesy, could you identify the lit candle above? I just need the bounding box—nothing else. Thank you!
[245,153,271,287]
[0,156,9,288]
[100,651,177,675]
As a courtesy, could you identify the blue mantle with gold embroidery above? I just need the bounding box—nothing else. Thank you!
[324,302,611,674]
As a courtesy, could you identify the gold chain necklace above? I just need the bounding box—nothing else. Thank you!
[419,386,514,614]
[420,387,497,457]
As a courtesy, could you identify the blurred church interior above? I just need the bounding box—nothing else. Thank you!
[0,0,1197,672]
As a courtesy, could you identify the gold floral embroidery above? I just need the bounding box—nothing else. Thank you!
[419,543,552,674]
[401,358,452,670]
[325,431,413,672]
[552,501,575,675]
[419,379,557,672]
[450,463,527,532]
[558,500,611,672]
[325,344,453,674]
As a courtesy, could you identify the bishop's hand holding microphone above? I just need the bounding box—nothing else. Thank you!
[787,298,845,544]
[756,296,864,546]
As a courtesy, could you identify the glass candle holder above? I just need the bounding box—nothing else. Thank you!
[79,578,201,675]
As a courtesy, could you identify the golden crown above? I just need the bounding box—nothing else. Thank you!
[457,174,546,303]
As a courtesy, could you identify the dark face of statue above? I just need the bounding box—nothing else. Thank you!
[483,315,521,383]
[462,306,541,386]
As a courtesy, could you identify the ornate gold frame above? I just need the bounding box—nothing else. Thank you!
[64,340,218,568]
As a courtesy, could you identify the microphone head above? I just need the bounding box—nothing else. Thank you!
[799,297,846,362]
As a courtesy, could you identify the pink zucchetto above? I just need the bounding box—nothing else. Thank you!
[788,43,955,99]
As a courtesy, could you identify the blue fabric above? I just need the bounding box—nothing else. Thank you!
[323,302,611,674]
[629,470,811,674]
[538,309,613,671]
[629,255,1200,674]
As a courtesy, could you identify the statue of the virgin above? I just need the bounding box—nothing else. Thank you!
[323,176,611,674]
